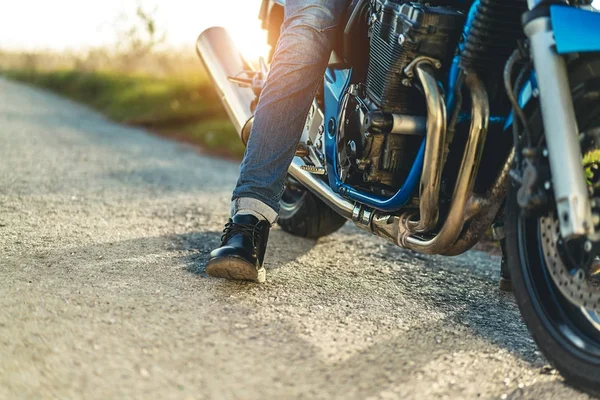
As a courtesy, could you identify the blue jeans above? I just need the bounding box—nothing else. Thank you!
[231,0,349,224]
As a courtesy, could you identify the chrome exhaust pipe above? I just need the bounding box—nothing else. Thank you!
[408,62,447,233]
[197,26,497,255]
[196,27,256,144]
[362,73,490,254]
[289,158,355,220]
[443,147,514,256]
[399,73,490,254]
[286,74,491,256]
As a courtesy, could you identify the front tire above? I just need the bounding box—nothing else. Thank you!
[505,191,600,395]
[505,54,600,394]
[278,175,347,239]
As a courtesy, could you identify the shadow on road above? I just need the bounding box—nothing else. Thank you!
[16,224,544,381]
[369,236,540,365]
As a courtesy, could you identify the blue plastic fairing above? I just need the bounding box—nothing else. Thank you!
[551,6,600,54]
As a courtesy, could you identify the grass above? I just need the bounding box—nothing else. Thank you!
[2,68,245,159]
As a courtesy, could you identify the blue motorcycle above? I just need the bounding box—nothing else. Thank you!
[198,0,600,392]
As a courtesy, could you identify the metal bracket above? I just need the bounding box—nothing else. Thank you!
[404,56,442,78]
[227,56,270,96]
[300,165,326,175]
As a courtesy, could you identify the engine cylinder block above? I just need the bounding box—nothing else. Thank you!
[366,1,465,113]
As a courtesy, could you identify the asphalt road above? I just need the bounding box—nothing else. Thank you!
[0,78,595,399]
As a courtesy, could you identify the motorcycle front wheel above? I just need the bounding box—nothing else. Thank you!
[505,54,600,394]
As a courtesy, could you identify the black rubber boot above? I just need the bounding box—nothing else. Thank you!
[206,214,270,283]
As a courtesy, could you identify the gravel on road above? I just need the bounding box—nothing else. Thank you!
[0,78,594,399]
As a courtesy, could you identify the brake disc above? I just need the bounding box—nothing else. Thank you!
[540,214,600,311]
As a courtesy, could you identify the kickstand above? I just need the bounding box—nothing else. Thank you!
[493,221,512,292]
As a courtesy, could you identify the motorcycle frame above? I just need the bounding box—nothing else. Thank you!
[319,0,600,251]
[321,0,488,213]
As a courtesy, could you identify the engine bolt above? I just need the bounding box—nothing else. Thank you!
[532,88,540,98]
[542,149,548,158]
[544,181,551,190]
[585,240,593,252]
[398,34,406,45]
[592,213,600,226]
[402,78,412,87]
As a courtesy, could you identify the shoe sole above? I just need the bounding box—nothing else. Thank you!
[205,257,266,283]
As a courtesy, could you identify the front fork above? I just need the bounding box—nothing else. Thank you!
[523,2,594,239]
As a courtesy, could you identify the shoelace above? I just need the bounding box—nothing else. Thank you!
[221,220,260,250]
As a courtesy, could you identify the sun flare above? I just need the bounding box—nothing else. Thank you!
[226,22,271,62]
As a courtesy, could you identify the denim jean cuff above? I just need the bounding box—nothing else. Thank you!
[231,197,278,225]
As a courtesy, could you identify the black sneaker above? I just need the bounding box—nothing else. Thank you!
[206,214,270,283]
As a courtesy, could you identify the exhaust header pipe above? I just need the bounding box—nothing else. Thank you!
[196,27,255,144]
[196,26,501,256]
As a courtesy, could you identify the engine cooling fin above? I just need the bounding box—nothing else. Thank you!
[366,2,465,114]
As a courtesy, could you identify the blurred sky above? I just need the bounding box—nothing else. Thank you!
[1,0,598,59]
[0,0,269,58]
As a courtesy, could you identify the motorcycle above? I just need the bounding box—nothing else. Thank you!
[197,0,600,393]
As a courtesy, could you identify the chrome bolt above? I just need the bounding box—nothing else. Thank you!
[348,140,357,154]
[542,149,548,158]
[401,78,412,87]
[585,240,593,252]
[398,34,406,45]
[532,88,540,98]
[544,181,551,190]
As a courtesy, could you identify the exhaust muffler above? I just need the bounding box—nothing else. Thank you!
[196,27,255,144]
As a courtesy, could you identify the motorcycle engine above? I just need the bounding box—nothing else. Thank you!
[338,1,465,196]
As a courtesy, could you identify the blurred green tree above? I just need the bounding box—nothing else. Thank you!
[115,4,167,71]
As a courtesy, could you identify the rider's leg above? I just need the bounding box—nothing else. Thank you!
[231,0,349,224]
[207,0,349,282]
